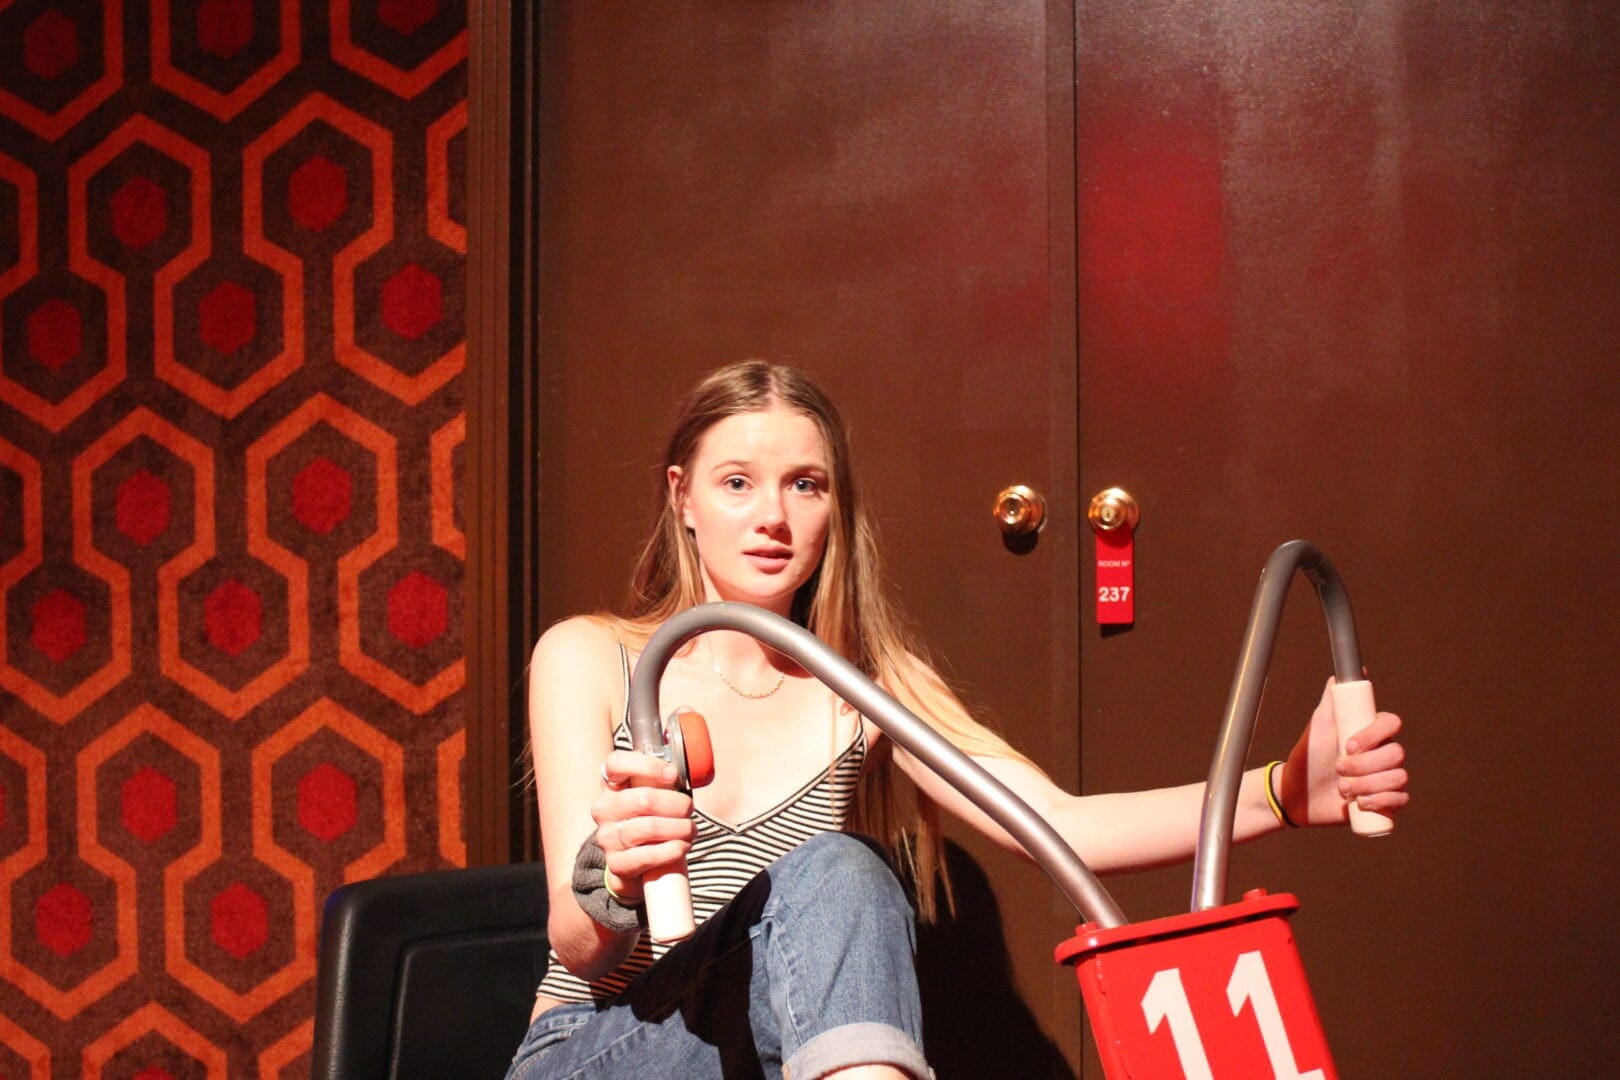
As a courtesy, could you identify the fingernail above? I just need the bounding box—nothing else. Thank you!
[1338,782,1352,799]
[663,764,677,781]
[1345,740,1360,754]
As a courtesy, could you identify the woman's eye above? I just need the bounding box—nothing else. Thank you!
[724,477,747,491]
[792,477,820,494]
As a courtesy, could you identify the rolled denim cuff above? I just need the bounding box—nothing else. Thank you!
[785,1021,931,1080]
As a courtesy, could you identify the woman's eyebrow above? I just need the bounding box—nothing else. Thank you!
[707,458,828,474]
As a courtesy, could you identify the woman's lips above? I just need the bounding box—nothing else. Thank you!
[743,550,791,572]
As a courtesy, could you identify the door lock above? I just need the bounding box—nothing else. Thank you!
[1087,488,1139,534]
[992,485,1046,537]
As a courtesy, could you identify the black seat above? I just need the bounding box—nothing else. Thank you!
[312,863,550,1080]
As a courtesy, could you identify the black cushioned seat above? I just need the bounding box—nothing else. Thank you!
[312,863,550,1080]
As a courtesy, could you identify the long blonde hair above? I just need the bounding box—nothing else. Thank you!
[609,360,1034,920]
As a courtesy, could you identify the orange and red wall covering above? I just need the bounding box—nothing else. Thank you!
[0,1,468,1074]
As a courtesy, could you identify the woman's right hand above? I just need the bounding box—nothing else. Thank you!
[592,750,697,901]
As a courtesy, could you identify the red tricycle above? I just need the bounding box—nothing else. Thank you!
[628,541,1390,1080]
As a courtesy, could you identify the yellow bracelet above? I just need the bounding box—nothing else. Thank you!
[602,870,643,908]
[1263,760,1299,828]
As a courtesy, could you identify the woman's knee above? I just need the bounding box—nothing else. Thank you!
[772,832,909,912]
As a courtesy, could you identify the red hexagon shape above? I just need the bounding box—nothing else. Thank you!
[387,571,447,649]
[26,298,83,371]
[209,882,268,959]
[203,579,262,657]
[110,176,169,251]
[23,9,80,81]
[377,0,441,36]
[380,264,442,340]
[31,588,87,662]
[291,457,352,535]
[288,156,347,234]
[120,766,178,844]
[35,883,93,957]
[196,0,255,59]
[198,280,257,356]
[296,762,357,841]
[116,469,173,546]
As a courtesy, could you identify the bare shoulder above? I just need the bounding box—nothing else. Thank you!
[533,613,616,655]
[529,615,622,687]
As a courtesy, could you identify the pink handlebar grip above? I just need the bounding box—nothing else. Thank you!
[1329,679,1394,837]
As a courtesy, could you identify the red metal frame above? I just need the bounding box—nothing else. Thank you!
[1057,889,1335,1080]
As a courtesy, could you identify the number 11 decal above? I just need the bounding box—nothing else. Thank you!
[1141,968,1215,1080]
[1141,951,1326,1079]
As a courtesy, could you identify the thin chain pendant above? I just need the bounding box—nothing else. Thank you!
[712,664,786,699]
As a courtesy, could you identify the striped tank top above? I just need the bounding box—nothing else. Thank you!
[535,648,868,1004]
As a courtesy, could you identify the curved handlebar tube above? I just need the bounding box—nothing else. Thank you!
[627,603,1129,929]
[1191,540,1365,912]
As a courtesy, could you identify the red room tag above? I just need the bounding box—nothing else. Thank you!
[1096,530,1134,624]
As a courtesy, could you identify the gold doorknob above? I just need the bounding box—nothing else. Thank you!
[992,485,1046,537]
[1087,487,1139,533]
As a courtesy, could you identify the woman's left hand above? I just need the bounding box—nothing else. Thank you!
[1279,678,1409,827]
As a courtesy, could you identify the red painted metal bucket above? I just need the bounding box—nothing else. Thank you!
[1056,889,1335,1080]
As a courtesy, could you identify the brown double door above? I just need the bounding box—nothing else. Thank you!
[534,4,1081,1072]
[528,2,1618,1077]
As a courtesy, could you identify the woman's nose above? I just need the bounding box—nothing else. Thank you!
[756,490,787,530]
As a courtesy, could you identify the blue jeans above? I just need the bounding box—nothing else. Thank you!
[505,832,931,1079]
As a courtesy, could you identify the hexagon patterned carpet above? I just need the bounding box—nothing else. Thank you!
[0,1,468,1074]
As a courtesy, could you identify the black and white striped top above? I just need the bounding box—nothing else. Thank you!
[535,654,868,1005]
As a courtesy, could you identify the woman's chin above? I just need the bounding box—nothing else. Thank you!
[710,582,798,614]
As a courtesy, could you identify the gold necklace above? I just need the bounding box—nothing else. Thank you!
[708,640,786,700]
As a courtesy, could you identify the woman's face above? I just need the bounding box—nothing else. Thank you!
[670,406,832,615]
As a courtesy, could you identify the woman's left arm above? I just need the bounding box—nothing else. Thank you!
[892,679,1409,875]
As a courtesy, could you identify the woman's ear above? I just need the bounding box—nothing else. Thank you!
[667,466,692,529]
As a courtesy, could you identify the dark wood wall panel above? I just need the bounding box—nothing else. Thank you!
[1077,3,1620,1076]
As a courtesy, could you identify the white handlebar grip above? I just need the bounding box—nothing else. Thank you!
[631,711,711,944]
[642,862,695,943]
[630,742,694,943]
[1329,679,1395,837]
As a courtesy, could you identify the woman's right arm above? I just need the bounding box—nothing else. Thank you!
[529,618,694,981]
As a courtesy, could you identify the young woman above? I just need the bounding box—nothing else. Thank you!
[506,361,1409,1080]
